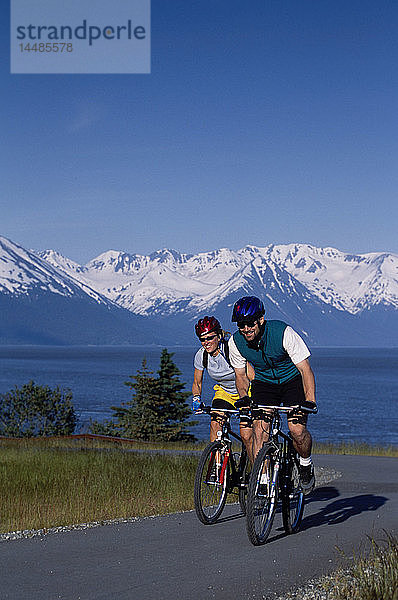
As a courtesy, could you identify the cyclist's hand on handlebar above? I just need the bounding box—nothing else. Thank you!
[235,395,251,409]
[299,400,318,413]
[191,395,202,411]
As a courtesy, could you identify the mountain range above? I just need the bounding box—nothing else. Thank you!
[1,235,397,346]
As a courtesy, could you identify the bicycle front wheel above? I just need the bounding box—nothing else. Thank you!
[238,448,250,516]
[282,451,304,534]
[246,443,278,545]
[194,441,229,525]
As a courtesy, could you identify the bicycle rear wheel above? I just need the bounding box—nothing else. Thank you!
[194,441,229,524]
[282,450,304,534]
[246,443,278,545]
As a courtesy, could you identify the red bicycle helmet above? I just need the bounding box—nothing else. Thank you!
[195,316,222,338]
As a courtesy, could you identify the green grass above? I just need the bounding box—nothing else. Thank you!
[278,532,398,600]
[0,441,199,533]
[322,532,398,600]
[313,441,398,457]
[0,437,396,534]
[0,435,205,452]
[2,436,397,456]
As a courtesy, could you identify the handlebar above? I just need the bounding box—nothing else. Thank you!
[251,402,318,414]
[196,401,317,415]
[196,402,240,416]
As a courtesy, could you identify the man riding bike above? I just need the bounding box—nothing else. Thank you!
[228,296,317,494]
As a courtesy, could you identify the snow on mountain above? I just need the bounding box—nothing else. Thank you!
[0,237,113,307]
[0,236,175,345]
[17,236,398,315]
[40,247,242,315]
[2,235,397,345]
[255,244,398,313]
[39,242,398,319]
[38,249,87,277]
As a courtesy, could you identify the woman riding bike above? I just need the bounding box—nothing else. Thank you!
[191,316,253,449]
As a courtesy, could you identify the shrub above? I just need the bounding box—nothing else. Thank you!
[0,380,77,437]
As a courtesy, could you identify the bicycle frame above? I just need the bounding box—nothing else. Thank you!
[245,403,316,544]
[199,405,247,492]
[194,405,249,524]
[256,402,317,453]
[256,406,307,492]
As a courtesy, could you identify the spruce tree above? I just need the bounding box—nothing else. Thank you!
[118,359,161,440]
[155,348,196,442]
[89,351,197,442]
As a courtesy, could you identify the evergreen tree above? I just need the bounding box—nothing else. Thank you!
[89,351,197,442]
[0,381,77,437]
[119,359,161,440]
[155,349,196,442]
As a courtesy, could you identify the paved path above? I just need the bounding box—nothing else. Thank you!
[1,455,397,600]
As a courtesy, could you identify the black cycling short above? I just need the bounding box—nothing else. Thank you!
[250,376,307,424]
[212,398,234,410]
[211,398,251,425]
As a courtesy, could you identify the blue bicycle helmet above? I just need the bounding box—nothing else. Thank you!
[232,296,265,322]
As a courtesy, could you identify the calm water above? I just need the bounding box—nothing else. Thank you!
[0,346,397,445]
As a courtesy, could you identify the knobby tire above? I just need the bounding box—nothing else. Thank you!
[281,449,304,534]
[246,443,278,545]
[238,449,250,516]
[194,441,228,524]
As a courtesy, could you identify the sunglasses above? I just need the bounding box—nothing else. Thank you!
[237,319,258,329]
[199,333,218,342]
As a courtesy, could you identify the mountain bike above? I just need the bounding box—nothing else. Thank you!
[194,404,250,524]
[246,402,317,546]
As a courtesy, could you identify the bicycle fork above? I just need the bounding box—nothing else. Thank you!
[270,460,280,500]
[258,456,280,500]
[207,447,230,486]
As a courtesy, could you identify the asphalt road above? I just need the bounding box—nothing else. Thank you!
[1,455,397,600]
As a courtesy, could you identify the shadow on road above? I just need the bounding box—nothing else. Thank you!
[200,486,388,541]
[215,510,245,524]
[265,486,388,543]
[300,486,388,531]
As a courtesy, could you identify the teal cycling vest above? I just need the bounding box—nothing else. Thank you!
[233,320,299,385]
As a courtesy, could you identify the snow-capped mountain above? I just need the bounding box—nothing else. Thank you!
[1,234,397,345]
[252,244,398,314]
[1,237,112,305]
[0,237,167,345]
[39,243,398,318]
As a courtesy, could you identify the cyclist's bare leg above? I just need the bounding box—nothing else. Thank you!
[288,421,312,458]
[252,419,271,460]
[210,412,225,442]
[239,422,253,463]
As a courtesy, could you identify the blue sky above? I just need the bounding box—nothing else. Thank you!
[2,0,398,263]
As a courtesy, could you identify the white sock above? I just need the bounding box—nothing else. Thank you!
[299,456,312,467]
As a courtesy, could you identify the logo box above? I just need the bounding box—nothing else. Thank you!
[11,0,151,74]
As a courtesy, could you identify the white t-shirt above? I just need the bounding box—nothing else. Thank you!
[194,346,237,394]
[228,326,310,370]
